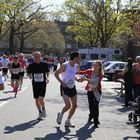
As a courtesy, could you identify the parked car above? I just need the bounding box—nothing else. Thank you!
[103,61,111,68]
[80,60,96,70]
[104,61,127,81]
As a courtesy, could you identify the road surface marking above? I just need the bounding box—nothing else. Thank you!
[0,86,28,109]
[0,101,9,108]
[19,87,27,93]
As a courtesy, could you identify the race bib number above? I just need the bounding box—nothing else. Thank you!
[12,68,19,74]
[66,79,74,89]
[34,73,44,82]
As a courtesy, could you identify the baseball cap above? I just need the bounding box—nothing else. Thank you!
[135,56,140,62]
[13,55,18,58]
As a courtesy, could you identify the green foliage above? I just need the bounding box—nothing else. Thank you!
[27,21,65,54]
[43,22,65,54]
[0,0,65,54]
[63,0,140,48]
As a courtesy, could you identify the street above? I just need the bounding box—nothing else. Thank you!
[0,73,140,140]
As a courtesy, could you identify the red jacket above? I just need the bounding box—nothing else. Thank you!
[79,69,103,92]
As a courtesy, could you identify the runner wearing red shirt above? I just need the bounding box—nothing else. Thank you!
[18,53,27,90]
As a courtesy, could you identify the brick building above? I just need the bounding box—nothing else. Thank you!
[126,24,140,59]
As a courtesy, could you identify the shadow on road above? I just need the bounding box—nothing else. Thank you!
[34,123,95,140]
[4,119,40,134]
[102,79,112,82]
[0,96,14,102]
[34,126,71,140]
[117,106,132,113]
[75,122,95,140]
[123,136,140,140]
[3,90,14,94]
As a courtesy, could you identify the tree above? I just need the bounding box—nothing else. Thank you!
[0,1,10,40]
[113,1,140,59]
[42,21,65,55]
[63,0,140,48]
[4,0,50,53]
[66,19,99,48]
[27,21,65,55]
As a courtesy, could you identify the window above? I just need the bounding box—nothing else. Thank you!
[66,44,71,49]
[64,35,72,40]
[119,63,125,69]
[101,54,106,58]
[60,27,65,33]
[133,37,139,46]
[81,54,86,59]
[113,64,119,69]
[90,54,98,59]
[113,63,125,69]
[133,26,139,32]
[114,50,120,54]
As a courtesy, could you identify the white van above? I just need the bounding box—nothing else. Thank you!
[104,61,127,81]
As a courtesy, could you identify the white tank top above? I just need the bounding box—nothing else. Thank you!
[61,61,78,89]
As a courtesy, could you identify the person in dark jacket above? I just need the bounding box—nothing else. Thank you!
[121,57,134,107]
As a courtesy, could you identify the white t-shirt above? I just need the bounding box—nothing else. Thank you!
[2,58,10,68]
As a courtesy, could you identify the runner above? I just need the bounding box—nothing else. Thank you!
[1,54,10,81]
[9,55,21,98]
[18,53,27,90]
[27,51,49,120]
[55,51,82,127]
[0,72,4,91]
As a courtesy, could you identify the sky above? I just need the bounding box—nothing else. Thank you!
[40,0,65,11]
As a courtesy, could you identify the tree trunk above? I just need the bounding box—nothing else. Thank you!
[19,34,24,53]
[9,26,15,54]
[100,40,107,48]
[127,39,135,59]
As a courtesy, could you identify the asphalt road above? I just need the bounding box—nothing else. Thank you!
[0,74,139,140]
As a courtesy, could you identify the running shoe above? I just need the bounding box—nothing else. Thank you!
[88,117,93,123]
[65,120,75,128]
[38,112,42,120]
[56,112,63,125]
[14,93,17,98]
[94,123,99,128]
[42,109,47,118]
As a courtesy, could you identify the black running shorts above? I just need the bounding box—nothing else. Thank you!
[11,74,20,80]
[60,85,77,97]
[2,68,8,73]
[32,82,46,99]
[19,72,25,78]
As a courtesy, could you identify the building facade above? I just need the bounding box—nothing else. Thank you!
[130,24,140,58]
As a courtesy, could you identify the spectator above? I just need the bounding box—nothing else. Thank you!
[132,56,140,99]
[121,57,134,106]
[53,58,58,72]
[79,60,104,128]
